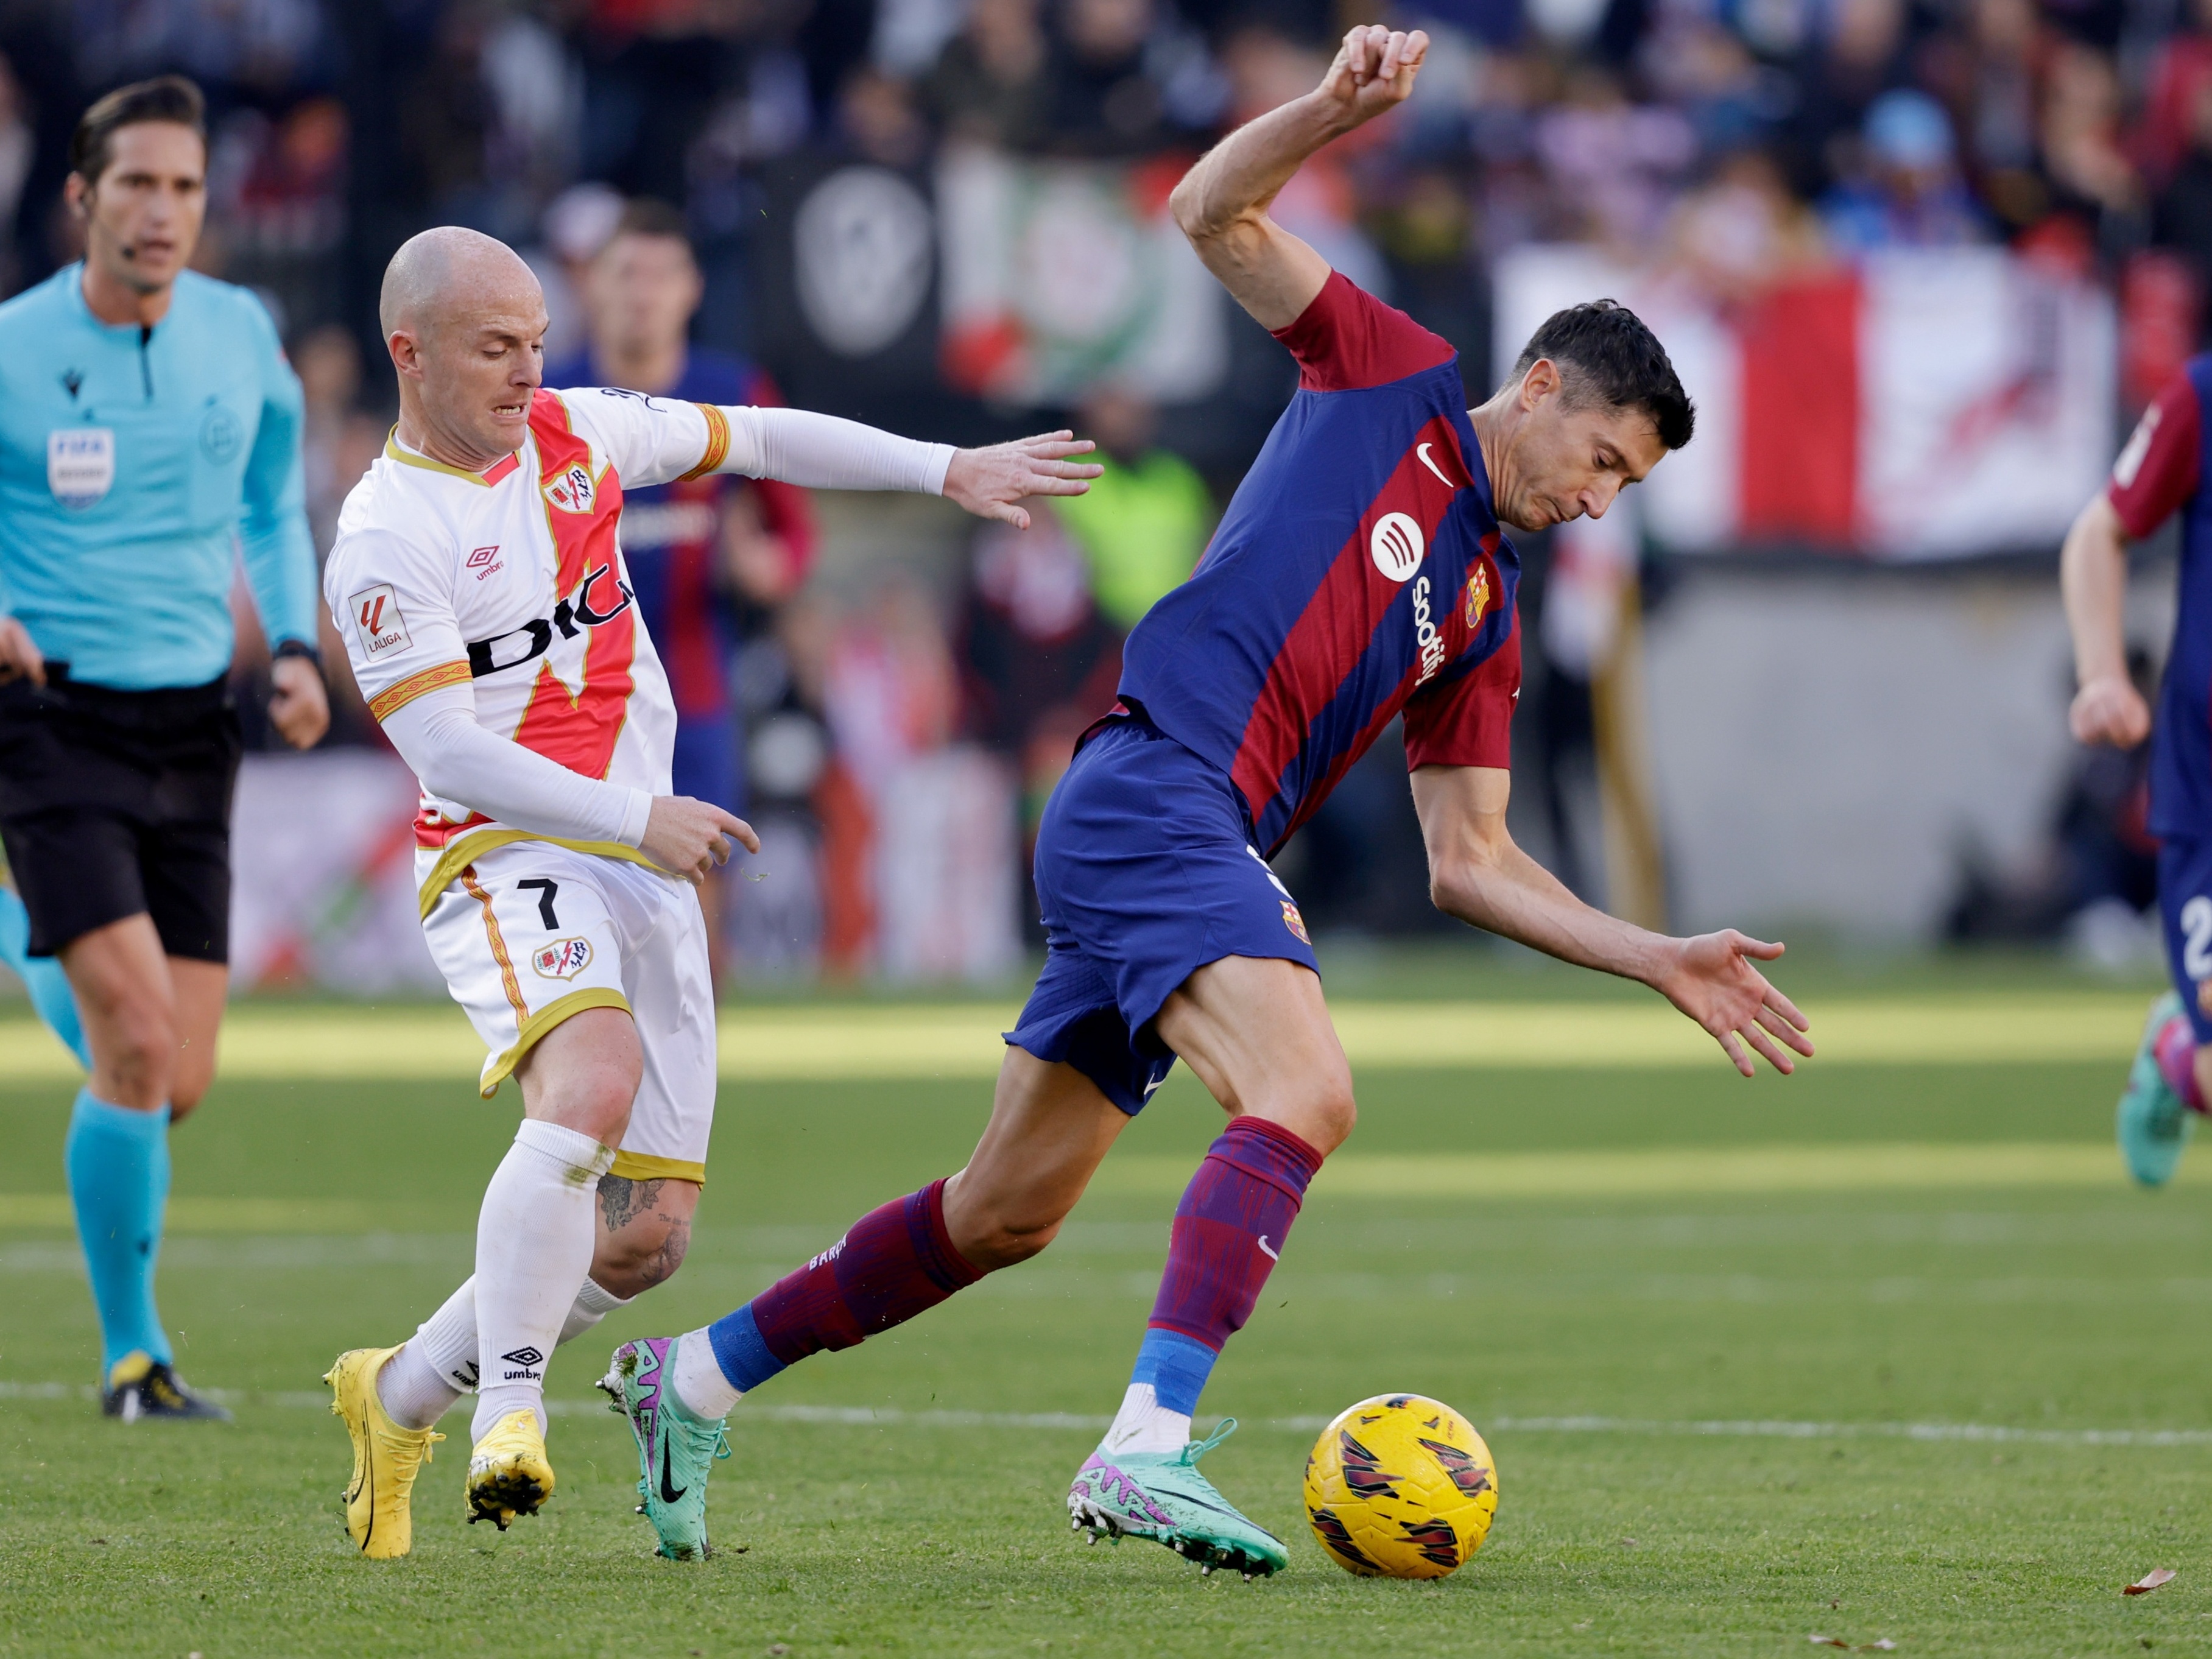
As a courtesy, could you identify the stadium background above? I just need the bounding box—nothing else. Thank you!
[0,0,2184,988]
[14,5,2212,1655]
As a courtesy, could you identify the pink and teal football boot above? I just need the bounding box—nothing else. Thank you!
[1067,1418,1289,1579]
[598,1336,731,1560]
[2119,991,2197,1189]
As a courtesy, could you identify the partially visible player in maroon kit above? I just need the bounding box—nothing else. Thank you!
[2064,358,2212,1185]
[607,23,1814,1574]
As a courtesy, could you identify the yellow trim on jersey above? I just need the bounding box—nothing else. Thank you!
[368,659,472,722]
[460,865,530,1028]
[383,428,504,485]
[418,828,665,920]
[608,1150,708,1186]
[479,987,633,1096]
[678,404,730,482]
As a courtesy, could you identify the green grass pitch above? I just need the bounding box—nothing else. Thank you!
[6,957,2212,1656]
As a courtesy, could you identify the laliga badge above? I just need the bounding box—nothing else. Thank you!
[534,937,593,980]
[48,427,114,508]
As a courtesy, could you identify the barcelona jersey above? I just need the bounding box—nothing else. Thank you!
[1116,273,1521,857]
[2107,358,2212,839]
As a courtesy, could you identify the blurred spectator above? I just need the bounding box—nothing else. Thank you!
[1666,147,1829,301]
[1819,90,1990,250]
[2040,41,2142,241]
[2155,82,2212,289]
[1536,67,1699,252]
[548,197,818,982]
[922,0,1050,147]
[2141,0,2212,189]
[1049,386,1210,631]
[1041,0,1220,156]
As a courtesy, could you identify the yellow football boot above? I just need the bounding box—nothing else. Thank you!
[466,1408,555,1529]
[325,1346,443,1559]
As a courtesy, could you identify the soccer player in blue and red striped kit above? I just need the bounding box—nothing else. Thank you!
[2065,348,2212,1185]
[601,24,1814,1571]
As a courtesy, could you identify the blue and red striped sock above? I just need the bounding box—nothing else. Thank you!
[1107,1116,1323,1453]
[704,1176,982,1398]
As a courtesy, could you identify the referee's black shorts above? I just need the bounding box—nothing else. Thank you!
[0,669,241,962]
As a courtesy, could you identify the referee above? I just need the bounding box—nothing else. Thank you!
[0,77,327,1420]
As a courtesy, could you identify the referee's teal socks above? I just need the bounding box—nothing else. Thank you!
[66,1090,173,1371]
[0,887,88,1068]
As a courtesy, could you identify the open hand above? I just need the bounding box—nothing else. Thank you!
[943,432,1103,529]
[641,795,761,884]
[1652,930,1812,1077]
[0,616,44,686]
[2069,673,2150,748]
[1319,25,1429,127]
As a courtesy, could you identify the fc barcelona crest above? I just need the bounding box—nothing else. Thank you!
[544,463,596,515]
[1464,564,1492,630]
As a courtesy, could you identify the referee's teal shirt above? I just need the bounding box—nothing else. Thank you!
[0,264,317,690]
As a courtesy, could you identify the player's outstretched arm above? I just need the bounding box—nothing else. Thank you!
[2060,493,2149,748]
[1169,24,1428,331]
[699,403,1099,532]
[1411,764,1813,1077]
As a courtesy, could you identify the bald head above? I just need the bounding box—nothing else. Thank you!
[381,227,550,471]
[380,225,540,338]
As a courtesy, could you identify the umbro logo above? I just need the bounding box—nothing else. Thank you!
[501,1347,544,1368]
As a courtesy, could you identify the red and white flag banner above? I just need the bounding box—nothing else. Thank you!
[1494,246,2117,560]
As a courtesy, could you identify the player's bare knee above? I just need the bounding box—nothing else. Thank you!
[591,1175,696,1297]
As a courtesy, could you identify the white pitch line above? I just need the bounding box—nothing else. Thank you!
[7,1380,2210,1448]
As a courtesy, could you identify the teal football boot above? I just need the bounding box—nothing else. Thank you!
[2119,990,2196,1189]
[1068,1418,1289,1579]
[599,1336,731,1560]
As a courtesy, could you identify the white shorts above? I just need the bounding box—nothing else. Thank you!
[419,838,716,1185]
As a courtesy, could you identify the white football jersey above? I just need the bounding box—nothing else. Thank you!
[325,386,731,899]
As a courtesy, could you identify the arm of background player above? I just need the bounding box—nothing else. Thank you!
[2063,373,2199,748]
[241,300,329,747]
[1168,24,1427,331]
[1411,765,1812,1078]
[238,300,320,653]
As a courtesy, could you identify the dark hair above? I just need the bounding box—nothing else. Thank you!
[608,198,692,253]
[1509,299,1696,451]
[70,75,206,187]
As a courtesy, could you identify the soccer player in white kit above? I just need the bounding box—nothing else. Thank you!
[319,227,1099,1557]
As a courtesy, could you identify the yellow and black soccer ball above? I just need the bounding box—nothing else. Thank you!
[1302,1393,1498,1579]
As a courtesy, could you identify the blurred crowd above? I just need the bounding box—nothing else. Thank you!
[0,0,2201,971]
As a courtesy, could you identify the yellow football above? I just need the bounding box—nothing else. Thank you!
[1302,1393,1498,1579]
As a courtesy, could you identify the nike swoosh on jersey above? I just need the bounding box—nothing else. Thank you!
[1417,443,1455,486]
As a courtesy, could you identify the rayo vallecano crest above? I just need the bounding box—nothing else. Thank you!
[544,462,596,515]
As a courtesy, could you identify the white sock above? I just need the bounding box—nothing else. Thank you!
[471,1120,613,1440]
[1102,1382,1191,1456]
[558,1275,631,1347]
[376,1278,478,1429]
[379,1273,631,1431]
[670,1326,741,1421]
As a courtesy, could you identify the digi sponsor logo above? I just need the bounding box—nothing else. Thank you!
[532,937,593,980]
[1370,512,1425,583]
[543,462,596,515]
[1410,577,1445,686]
[348,583,412,658]
[1281,900,1310,945]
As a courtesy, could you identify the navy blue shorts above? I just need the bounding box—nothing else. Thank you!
[1006,716,1320,1115]
[2161,836,2212,1043]
[670,708,744,817]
